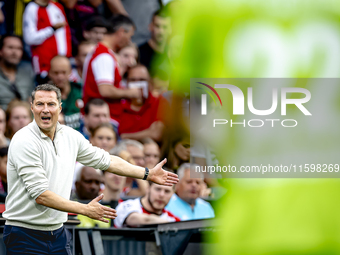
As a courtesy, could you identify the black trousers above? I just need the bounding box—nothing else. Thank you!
[3,225,72,255]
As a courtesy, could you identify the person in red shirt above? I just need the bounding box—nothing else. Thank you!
[119,64,169,142]
[23,0,72,83]
[82,14,141,125]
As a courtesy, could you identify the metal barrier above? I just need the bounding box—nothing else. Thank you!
[0,219,217,255]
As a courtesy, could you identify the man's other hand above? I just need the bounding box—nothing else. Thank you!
[85,194,117,223]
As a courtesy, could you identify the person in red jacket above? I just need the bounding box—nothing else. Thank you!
[119,64,169,142]
[23,0,72,83]
[82,14,141,125]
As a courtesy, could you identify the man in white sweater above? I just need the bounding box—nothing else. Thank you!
[2,84,178,255]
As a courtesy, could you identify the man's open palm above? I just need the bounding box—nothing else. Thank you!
[149,159,179,186]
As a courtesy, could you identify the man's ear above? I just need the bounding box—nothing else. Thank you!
[59,102,62,112]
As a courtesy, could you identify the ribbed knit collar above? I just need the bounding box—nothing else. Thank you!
[32,119,63,139]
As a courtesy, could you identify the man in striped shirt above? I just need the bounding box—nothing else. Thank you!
[82,14,141,124]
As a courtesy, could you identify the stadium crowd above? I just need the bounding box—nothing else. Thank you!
[0,0,218,228]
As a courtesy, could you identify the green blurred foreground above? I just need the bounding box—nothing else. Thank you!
[169,0,340,254]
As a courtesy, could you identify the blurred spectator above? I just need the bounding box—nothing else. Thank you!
[58,0,82,54]
[119,65,169,142]
[117,42,138,79]
[90,122,117,152]
[4,100,32,139]
[114,181,180,228]
[71,165,103,201]
[23,0,71,83]
[142,138,160,169]
[58,111,66,125]
[0,35,35,110]
[139,10,171,72]
[2,0,31,36]
[116,139,148,196]
[151,72,169,97]
[162,129,190,170]
[0,146,8,202]
[120,139,145,167]
[110,143,148,197]
[83,16,107,44]
[48,55,82,130]
[165,163,215,221]
[71,164,110,228]
[80,98,111,139]
[82,14,141,124]
[121,0,160,45]
[0,107,9,147]
[69,41,96,84]
[102,170,126,202]
[139,10,171,97]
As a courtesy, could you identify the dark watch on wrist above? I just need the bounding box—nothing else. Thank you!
[143,167,149,180]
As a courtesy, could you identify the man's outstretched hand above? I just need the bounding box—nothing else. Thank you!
[148,159,179,186]
[85,194,117,223]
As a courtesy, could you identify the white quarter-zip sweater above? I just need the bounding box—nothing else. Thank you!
[3,120,111,231]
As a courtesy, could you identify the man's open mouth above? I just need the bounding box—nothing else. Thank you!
[41,117,51,121]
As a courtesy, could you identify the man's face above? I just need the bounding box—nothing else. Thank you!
[150,16,171,45]
[76,43,95,70]
[84,27,107,43]
[104,171,126,192]
[0,109,6,134]
[0,155,7,183]
[127,66,150,105]
[127,66,149,83]
[126,145,145,167]
[117,26,135,50]
[31,91,61,135]
[9,106,31,134]
[84,104,110,130]
[176,169,203,204]
[90,126,116,152]
[76,166,102,200]
[144,143,160,168]
[148,183,174,211]
[0,37,23,66]
[48,58,71,89]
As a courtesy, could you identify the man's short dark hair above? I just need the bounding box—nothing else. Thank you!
[84,98,108,115]
[151,9,169,23]
[74,40,96,57]
[106,14,135,34]
[84,16,108,31]
[32,84,62,104]
[0,34,23,50]
[0,147,8,157]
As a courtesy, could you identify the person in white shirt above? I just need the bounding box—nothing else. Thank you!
[3,84,178,255]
